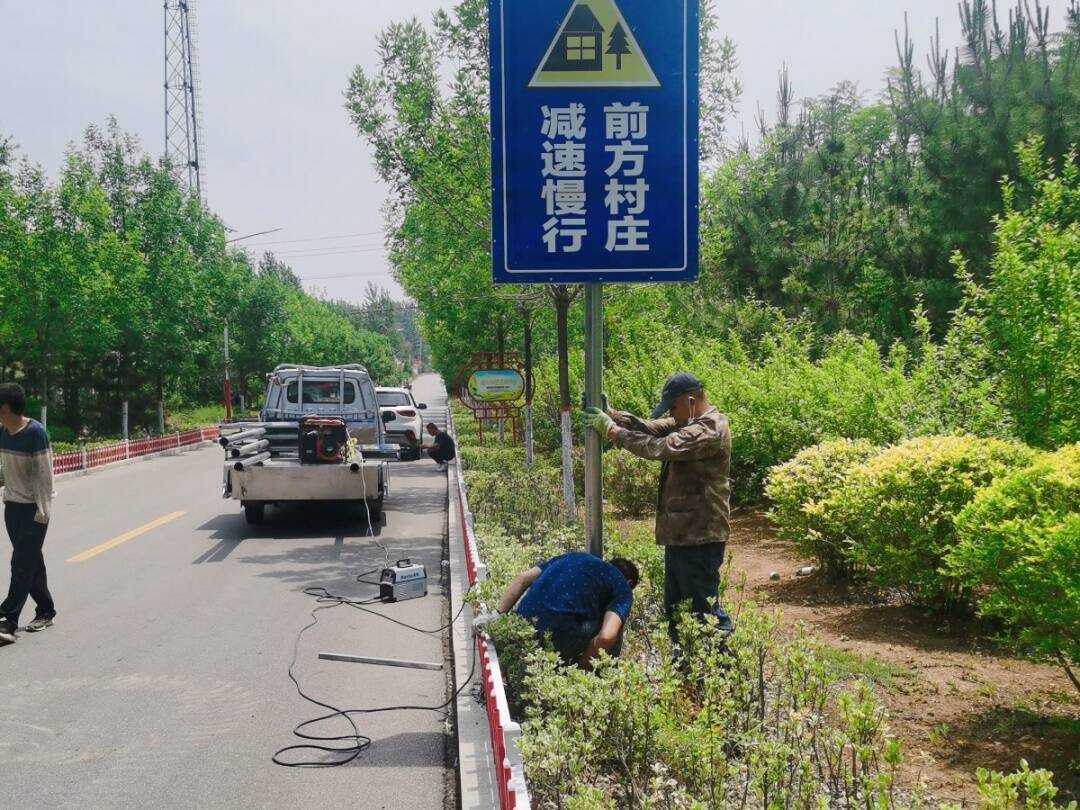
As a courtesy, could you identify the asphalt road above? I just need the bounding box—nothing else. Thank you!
[0,375,454,809]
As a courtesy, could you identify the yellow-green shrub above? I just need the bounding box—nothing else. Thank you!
[765,439,879,576]
[825,436,1039,607]
[946,444,1080,678]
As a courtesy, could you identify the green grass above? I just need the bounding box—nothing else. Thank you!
[819,647,919,691]
[166,405,227,431]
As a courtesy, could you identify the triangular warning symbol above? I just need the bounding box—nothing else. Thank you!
[529,0,660,88]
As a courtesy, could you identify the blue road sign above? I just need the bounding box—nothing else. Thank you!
[490,0,699,284]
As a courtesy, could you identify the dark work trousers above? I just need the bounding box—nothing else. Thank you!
[0,502,55,628]
[426,447,454,464]
[546,615,626,664]
[663,542,734,644]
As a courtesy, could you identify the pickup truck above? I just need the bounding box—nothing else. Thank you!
[220,364,394,525]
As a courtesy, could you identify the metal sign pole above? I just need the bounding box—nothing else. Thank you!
[584,283,604,558]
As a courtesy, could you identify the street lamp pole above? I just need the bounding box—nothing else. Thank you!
[224,320,233,423]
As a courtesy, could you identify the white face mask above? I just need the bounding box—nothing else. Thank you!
[688,396,697,422]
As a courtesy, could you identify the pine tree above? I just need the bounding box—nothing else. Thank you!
[607,22,631,70]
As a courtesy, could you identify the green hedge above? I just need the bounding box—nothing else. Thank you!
[765,439,879,576]
[532,323,1013,504]
[825,436,1039,608]
[946,444,1080,671]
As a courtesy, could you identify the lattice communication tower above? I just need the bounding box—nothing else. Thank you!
[163,0,205,196]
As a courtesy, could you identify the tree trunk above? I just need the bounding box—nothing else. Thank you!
[118,352,130,441]
[522,306,534,466]
[496,317,506,444]
[64,361,82,435]
[156,377,165,435]
[40,357,48,430]
[552,286,577,523]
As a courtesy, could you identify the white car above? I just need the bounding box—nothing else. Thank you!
[376,386,429,461]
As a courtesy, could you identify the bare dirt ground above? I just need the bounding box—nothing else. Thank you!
[712,509,1080,806]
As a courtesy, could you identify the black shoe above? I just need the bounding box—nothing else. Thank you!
[25,616,54,633]
[0,621,16,646]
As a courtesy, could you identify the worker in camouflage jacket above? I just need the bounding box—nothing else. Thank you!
[585,373,734,647]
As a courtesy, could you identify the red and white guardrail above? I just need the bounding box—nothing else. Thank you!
[451,415,531,810]
[52,427,221,475]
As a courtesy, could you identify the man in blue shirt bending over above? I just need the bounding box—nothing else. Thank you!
[474,552,639,668]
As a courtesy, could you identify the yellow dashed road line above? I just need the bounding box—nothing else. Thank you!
[67,511,186,563]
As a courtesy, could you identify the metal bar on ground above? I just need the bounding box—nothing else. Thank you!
[584,282,604,558]
[317,652,443,671]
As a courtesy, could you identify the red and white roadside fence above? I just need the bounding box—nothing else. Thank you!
[51,427,221,476]
[451,415,531,810]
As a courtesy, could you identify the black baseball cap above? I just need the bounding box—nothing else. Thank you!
[651,373,705,419]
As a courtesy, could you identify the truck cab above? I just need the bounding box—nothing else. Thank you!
[221,364,393,527]
[261,364,384,447]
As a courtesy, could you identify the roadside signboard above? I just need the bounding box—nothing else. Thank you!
[490,0,699,284]
[468,370,526,403]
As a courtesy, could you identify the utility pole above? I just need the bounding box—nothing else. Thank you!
[164,0,205,196]
[583,284,604,558]
[223,320,233,422]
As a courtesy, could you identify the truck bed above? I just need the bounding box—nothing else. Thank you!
[226,457,387,502]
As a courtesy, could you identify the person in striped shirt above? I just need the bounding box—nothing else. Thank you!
[0,383,56,645]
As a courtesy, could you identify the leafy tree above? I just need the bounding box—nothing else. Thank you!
[0,122,400,435]
[965,136,1080,448]
[4,162,86,427]
[703,2,1080,343]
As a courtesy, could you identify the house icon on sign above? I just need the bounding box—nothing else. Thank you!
[543,5,604,71]
[530,0,659,87]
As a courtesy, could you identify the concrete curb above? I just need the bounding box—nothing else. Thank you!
[449,457,499,810]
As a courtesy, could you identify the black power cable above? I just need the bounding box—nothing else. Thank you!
[272,582,475,768]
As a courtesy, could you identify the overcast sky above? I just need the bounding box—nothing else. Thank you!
[0,1,976,304]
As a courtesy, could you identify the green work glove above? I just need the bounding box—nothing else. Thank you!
[583,406,615,439]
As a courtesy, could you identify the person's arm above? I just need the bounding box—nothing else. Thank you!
[578,611,625,668]
[474,565,546,631]
[33,445,54,524]
[609,410,677,437]
[611,417,728,463]
[496,566,542,614]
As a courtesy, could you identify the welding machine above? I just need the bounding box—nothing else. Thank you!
[379,559,427,602]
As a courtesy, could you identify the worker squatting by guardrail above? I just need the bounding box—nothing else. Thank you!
[450,413,531,810]
[51,427,221,475]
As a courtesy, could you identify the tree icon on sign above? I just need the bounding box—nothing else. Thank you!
[607,22,631,70]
